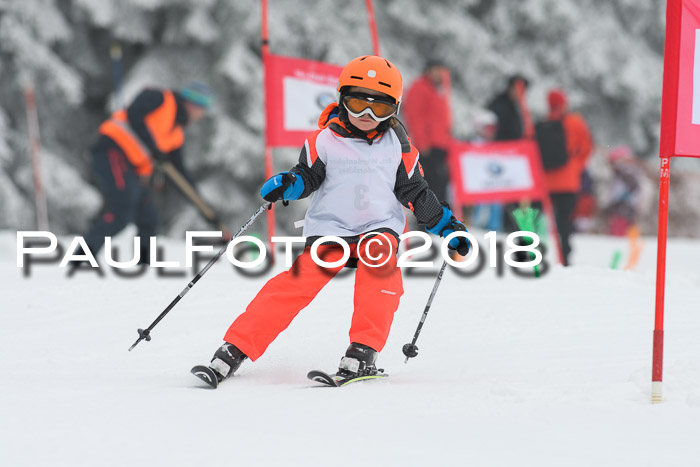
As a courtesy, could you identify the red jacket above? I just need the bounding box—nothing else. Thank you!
[401,75,452,151]
[545,112,593,193]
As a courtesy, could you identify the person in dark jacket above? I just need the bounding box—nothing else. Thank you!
[80,82,214,263]
[487,74,530,141]
[487,74,531,235]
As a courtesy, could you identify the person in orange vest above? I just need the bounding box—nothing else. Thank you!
[81,82,214,263]
[401,59,452,202]
[191,56,471,388]
[541,88,593,265]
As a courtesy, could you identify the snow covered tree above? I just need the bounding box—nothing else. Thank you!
[1,0,694,237]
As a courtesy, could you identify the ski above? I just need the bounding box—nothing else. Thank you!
[307,370,388,387]
[191,366,388,389]
[191,365,220,389]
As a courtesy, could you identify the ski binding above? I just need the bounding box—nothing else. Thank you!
[307,369,388,387]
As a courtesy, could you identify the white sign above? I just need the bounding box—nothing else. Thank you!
[459,152,534,193]
[283,77,337,132]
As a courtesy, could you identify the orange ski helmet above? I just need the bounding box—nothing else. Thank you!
[337,55,403,104]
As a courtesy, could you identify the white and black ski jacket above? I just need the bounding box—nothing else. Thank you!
[290,103,445,245]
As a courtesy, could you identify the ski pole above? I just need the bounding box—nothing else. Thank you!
[402,260,448,363]
[128,202,272,351]
[24,81,49,231]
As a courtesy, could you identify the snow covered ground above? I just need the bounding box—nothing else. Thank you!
[1,228,699,466]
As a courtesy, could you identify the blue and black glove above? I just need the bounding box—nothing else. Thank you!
[426,204,471,256]
[260,171,304,203]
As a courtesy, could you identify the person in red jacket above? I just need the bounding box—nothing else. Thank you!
[543,89,593,266]
[401,59,452,202]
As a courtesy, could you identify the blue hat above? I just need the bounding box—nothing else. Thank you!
[180,81,214,110]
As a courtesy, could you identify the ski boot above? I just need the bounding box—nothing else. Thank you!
[337,342,380,378]
[191,343,248,389]
[307,343,387,387]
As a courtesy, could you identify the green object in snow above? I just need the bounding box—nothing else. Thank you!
[610,250,622,270]
[512,207,547,239]
[511,207,543,278]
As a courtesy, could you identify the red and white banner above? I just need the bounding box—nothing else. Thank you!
[660,0,700,158]
[264,54,342,148]
[448,139,548,204]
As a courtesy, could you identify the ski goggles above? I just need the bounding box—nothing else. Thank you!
[342,93,398,122]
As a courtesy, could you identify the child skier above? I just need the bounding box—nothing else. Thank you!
[604,145,644,236]
[194,56,470,387]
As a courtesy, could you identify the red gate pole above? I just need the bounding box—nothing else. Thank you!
[442,67,460,214]
[652,157,671,404]
[24,82,49,231]
[261,0,275,262]
[365,0,380,56]
[652,0,683,404]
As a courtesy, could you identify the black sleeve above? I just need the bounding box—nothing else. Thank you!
[289,145,326,199]
[127,89,165,158]
[394,160,444,228]
[390,119,445,228]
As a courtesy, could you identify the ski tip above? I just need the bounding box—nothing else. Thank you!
[191,365,219,389]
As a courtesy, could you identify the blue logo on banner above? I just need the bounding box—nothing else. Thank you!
[488,162,504,176]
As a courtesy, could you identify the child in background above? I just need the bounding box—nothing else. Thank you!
[604,145,643,236]
[572,169,596,233]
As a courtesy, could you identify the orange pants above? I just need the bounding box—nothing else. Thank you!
[224,235,403,360]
